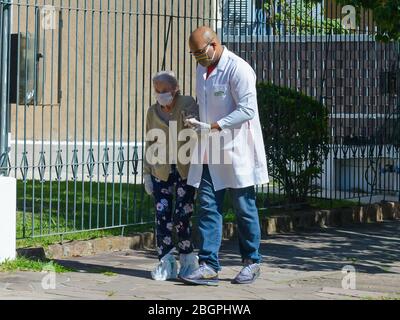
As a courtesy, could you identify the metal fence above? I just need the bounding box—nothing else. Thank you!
[0,0,399,240]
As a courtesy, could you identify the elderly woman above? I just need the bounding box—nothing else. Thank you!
[144,71,199,281]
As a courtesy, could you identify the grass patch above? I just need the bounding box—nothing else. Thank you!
[87,267,119,276]
[308,198,359,210]
[16,179,155,248]
[16,222,154,249]
[102,271,118,277]
[16,179,154,236]
[16,180,360,246]
[0,257,73,273]
[107,291,117,297]
[345,257,358,264]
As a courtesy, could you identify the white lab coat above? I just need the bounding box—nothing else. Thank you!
[187,47,269,191]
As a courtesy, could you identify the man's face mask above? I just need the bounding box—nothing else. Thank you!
[193,43,216,67]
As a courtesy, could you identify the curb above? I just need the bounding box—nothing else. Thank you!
[17,201,400,260]
[17,232,155,260]
[260,201,400,235]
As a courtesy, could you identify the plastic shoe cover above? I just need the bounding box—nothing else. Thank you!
[178,253,199,278]
[151,249,178,281]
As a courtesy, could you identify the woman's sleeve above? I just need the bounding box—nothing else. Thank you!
[143,111,151,176]
[187,97,200,120]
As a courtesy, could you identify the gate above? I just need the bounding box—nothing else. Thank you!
[0,0,399,240]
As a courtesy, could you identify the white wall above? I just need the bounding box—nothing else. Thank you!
[0,177,16,263]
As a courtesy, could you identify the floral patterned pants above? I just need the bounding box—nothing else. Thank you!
[151,165,196,260]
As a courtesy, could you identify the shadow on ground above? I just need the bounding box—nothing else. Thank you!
[56,220,400,278]
[220,220,400,274]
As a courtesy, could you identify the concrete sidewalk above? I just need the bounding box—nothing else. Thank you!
[1,221,400,300]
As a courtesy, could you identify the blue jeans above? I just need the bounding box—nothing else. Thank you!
[197,165,262,272]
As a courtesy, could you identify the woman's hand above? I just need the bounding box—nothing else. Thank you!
[143,174,154,195]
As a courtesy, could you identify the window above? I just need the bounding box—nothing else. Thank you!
[222,0,251,36]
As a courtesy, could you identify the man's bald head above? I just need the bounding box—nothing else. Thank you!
[189,26,220,48]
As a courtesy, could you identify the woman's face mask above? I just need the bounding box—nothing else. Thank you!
[156,91,175,107]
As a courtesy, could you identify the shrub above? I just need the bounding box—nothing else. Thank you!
[257,82,329,203]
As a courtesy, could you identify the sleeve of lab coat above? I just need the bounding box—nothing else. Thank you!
[216,62,257,130]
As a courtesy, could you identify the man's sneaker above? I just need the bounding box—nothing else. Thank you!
[232,262,260,284]
[179,262,219,286]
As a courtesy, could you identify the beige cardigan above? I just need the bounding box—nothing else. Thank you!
[143,95,199,181]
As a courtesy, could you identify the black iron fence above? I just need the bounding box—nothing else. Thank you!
[0,0,399,240]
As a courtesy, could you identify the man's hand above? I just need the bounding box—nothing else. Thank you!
[184,118,211,134]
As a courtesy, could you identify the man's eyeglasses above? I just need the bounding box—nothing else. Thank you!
[189,40,214,56]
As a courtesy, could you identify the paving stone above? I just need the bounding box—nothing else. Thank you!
[1,220,399,300]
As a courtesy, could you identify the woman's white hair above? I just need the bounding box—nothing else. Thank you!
[152,70,178,89]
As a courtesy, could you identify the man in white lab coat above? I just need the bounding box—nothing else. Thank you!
[181,26,269,286]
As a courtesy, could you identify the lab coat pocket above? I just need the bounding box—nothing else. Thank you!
[213,84,227,99]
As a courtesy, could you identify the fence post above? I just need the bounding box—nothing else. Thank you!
[0,1,15,264]
[0,0,11,175]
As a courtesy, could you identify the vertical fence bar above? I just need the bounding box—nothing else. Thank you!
[125,0,132,226]
[72,0,79,230]
[80,0,87,231]
[110,0,117,227]
[118,0,124,227]
[140,0,147,224]
[48,0,56,235]
[88,0,94,230]
[96,0,102,229]
[104,0,110,228]
[133,0,139,225]
[0,0,11,176]
[39,0,47,236]
[30,0,39,237]
[56,0,62,234]
[14,0,20,181]
[13,0,21,236]
[64,0,71,234]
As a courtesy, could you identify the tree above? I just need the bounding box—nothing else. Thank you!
[264,0,348,35]
[313,0,400,41]
[265,0,400,41]
[257,82,330,203]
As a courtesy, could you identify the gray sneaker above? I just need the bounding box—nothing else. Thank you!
[232,263,261,284]
[179,262,219,286]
